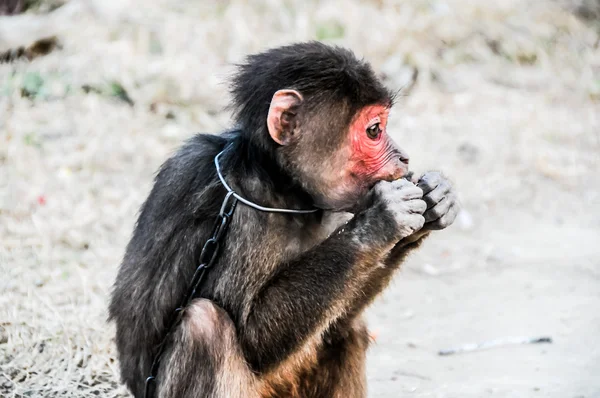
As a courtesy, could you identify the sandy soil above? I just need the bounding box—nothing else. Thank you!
[1,1,599,397]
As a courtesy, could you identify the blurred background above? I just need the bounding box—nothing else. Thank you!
[1,0,599,397]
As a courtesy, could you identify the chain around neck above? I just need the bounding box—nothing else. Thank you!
[214,149,319,214]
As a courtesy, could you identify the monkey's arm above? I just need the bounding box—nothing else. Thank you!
[333,171,459,322]
[238,180,425,372]
[239,221,386,372]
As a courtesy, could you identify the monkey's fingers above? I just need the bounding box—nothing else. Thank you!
[406,198,427,214]
[388,177,417,189]
[397,186,424,201]
[416,171,444,196]
[424,200,459,230]
[422,180,452,209]
[376,179,422,200]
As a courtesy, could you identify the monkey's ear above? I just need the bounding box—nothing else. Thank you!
[267,89,303,146]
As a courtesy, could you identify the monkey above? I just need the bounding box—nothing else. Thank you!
[108,41,459,398]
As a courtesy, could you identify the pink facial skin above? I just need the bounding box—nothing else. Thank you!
[349,105,407,182]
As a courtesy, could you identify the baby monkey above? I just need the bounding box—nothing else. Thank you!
[109,42,459,398]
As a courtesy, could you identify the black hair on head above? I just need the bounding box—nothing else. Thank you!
[229,41,393,151]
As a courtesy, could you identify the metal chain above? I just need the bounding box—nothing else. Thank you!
[144,191,238,398]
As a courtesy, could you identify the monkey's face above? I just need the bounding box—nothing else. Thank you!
[347,105,409,184]
[267,90,408,211]
[313,104,410,210]
[287,104,409,211]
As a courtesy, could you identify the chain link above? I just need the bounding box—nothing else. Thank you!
[144,191,238,398]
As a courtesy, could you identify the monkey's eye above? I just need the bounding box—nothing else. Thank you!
[366,123,382,139]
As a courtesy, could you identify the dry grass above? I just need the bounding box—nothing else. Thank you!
[1,0,599,397]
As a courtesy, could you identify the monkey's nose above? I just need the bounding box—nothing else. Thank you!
[399,152,409,165]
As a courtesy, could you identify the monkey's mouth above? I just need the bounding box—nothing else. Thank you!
[402,171,416,183]
[378,164,409,183]
[373,151,410,182]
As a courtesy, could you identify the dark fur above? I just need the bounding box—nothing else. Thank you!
[230,42,393,152]
[109,42,426,398]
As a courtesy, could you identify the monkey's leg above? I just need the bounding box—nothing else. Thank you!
[296,317,369,398]
[157,299,258,398]
[326,317,370,398]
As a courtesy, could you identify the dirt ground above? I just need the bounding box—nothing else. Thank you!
[1,1,599,397]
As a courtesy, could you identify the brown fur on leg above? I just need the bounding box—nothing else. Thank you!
[297,317,370,398]
[254,317,369,398]
[325,317,370,398]
[157,299,258,398]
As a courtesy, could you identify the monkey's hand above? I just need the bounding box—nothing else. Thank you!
[382,172,459,266]
[398,171,459,246]
[418,171,459,231]
[361,179,427,245]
